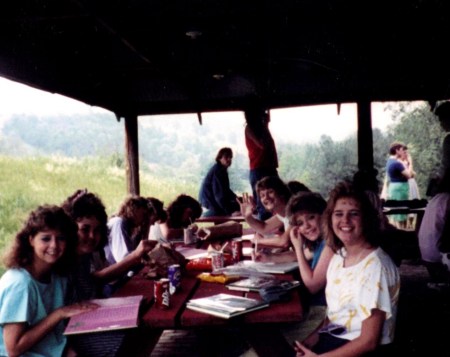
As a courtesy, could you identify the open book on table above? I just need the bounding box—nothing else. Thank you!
[226,276,300,292]
[64,295,143,335]
[186,293,269,319]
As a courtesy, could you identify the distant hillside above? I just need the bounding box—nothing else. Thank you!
[3,103,434,199]
[0,113,252,193]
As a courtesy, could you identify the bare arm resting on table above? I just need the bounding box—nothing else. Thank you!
[3,303,97,357]
[294,309,386,357]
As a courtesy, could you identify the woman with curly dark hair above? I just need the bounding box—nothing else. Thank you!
[62,190,155,357]
[62,189,155,300]
[0,205,96,357]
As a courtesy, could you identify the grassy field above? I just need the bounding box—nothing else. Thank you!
[0,155,198,275]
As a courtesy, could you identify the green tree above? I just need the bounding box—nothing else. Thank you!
[386,102,444,197]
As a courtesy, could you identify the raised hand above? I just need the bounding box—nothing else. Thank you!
[290,226,304,251]
[237,194,256,217]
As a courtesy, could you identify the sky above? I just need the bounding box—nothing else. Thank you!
[0,76,394,144]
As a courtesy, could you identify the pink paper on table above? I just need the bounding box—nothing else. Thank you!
[64,295,143,335]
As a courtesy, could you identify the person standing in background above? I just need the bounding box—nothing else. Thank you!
[400,148,420,229]
[199,147,241,217]
[244,105,279,220]
[385,142,415,229]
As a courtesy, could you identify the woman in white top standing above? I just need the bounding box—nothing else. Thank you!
[294,181,400,357]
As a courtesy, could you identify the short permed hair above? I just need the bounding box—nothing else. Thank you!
[256,176,291,204]
[322,181,381,254]
[286,192,327,225]
[389,141,407,155]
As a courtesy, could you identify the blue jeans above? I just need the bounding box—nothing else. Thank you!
[249,168,278,220]
[201,207,224,217]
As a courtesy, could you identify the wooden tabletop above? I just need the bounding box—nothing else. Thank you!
[180,273,303,327]
[113,259,304,356]
[115,266,303,329]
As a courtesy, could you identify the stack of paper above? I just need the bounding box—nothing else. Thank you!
[186,293,269,319]
[226,276,300,292]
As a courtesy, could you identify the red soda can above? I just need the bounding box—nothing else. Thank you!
[168,264,181,294]
[231,238,243,263]
[154,278,170,309]
[211,252,224,271]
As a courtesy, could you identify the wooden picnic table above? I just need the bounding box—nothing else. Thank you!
[114,258,303,356]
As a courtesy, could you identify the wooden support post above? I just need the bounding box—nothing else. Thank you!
[356,101,378,189]
[124,114,140,195]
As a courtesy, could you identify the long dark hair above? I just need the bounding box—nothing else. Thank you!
[166,194,202,228]
[4,205,78,275]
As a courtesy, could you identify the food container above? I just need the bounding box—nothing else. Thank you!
[183,228,197,245]
[211,252,224,271]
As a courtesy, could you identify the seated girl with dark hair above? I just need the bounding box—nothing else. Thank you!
[62,189,155,300]
[0,205,96,357]
[62,189,156,357]
[149,194,202,246]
